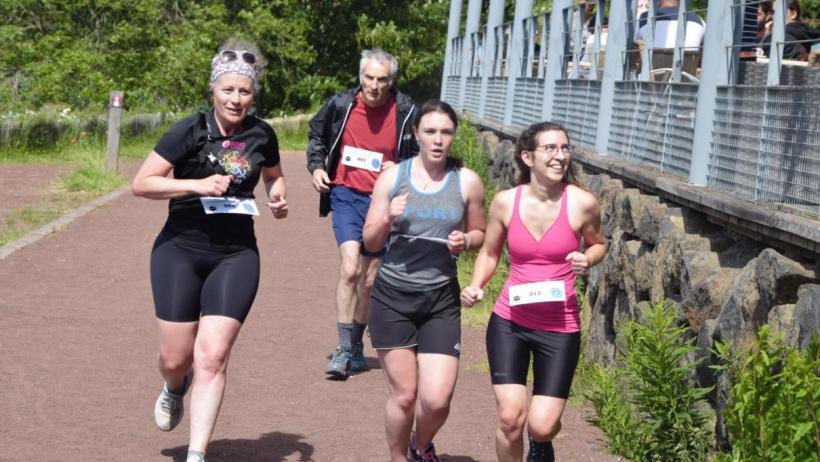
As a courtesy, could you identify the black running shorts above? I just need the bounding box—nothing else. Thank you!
[150,233,260,323]
[486,312,580,398]
[368,278,462,357]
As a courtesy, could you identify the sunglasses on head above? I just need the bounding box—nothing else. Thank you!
[220,49,256,65]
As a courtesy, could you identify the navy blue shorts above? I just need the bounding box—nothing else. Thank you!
[330,185,384,257]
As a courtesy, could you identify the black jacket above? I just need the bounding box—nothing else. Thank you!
[306,86,418,216]
[762,22,820,61]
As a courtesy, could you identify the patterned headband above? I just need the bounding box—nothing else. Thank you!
[210,54,257,82]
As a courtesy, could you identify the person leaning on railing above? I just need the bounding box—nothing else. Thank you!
[761,0,820,62]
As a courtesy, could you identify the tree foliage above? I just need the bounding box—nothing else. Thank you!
[0,0,449,116]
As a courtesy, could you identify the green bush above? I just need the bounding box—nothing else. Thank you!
[585,301,712,462]
[584,364,644,460]
[712,328,820,462]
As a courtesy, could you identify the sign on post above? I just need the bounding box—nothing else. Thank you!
[106,91,124,172]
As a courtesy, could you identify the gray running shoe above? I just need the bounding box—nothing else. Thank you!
[350,342,367,372]
[185,452,205,462]
[154,370,193,431]
[324,347,352,380]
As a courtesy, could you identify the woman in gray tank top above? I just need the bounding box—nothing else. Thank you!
[362,100,486,462]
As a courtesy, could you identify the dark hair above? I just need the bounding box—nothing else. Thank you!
[788,0,802,20]
[414,99,463,169]
[414,99,458,131]
[514,121,581,186]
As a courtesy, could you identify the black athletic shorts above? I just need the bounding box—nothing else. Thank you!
[368,278,461,357]
[486,312,580,398]
[150,233,260,323]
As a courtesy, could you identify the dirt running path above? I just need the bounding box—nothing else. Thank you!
[0,152,616,461]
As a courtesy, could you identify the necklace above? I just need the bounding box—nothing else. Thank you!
[413,157,445,191]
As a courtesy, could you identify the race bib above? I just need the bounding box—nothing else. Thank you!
[200,197,259,216]
[508,280,566,306]
[341,146,384,172]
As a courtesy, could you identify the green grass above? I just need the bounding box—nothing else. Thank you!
[0,134,135,247]
[275,123,309,151]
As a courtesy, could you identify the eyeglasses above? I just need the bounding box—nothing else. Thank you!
[533,144,575,156]
[219,49,257,65]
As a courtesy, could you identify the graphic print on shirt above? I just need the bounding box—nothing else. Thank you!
[217,140,250,185]
[403,204,461,222]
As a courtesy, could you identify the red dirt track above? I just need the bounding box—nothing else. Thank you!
[0,152,616,461]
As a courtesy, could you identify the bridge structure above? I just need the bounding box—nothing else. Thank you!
[439,0,819,253]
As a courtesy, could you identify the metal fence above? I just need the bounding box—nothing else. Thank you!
[439,0,820,219]
[607,81,698,178]
[552,79,601,150]
[709,86,820,215]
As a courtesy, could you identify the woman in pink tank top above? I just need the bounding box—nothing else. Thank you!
[461,122,606,461]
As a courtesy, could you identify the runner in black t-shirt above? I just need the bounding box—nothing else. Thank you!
[132,39,287,462]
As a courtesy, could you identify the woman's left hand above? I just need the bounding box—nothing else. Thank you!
[565,251,590,276]
[266,193,288,219]
[447,230,470,254]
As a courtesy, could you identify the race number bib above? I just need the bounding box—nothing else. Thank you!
[200,197,259,216]
[341,146,384,172]
[508,280,566,306]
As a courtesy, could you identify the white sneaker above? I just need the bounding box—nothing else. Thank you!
[186,453,205,462]
[153,370,193,431]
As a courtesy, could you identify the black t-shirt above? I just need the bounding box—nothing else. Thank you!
[154,111,280,249]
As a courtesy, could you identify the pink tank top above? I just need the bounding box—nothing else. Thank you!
[493,184,581,332]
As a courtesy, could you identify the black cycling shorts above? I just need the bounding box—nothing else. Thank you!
[486,312,580,398]
[150,233,260,323]
[368,278,462,358]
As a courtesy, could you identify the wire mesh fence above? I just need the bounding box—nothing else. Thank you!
[709,86,820,217]
[607,81,698,179]
[552,79,601,149]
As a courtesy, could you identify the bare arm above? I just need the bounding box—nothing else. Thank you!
[263,164,288,219]
[362,167,403,253]
[447,168,486,254]
[460,190,512,307]
[565,188,607,275]
[131,151,230,200]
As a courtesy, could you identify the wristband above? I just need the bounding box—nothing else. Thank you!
[464,232,472,250]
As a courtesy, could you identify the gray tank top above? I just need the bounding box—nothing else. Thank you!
[377,158,466,290]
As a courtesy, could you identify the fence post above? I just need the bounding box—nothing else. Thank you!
[542,0,574,120]
[440,0,464,101]
[502,0,533,127]
[106,91,124,172]
[595,0,631,154]
[688,0,738,186]
[767,0,786,85]
[458,0,482,111]
[478,0,505,119]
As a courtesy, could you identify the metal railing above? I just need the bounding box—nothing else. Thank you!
[440,0,820,219]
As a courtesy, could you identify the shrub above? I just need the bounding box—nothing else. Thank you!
[585,301,712,462]
[712,328,820,462]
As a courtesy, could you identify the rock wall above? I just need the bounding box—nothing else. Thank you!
[478,129,820,442]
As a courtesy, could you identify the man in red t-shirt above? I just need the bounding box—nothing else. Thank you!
[307,49,418,380]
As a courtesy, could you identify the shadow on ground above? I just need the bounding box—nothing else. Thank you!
[440,455,480,461]
[162,431,313,461]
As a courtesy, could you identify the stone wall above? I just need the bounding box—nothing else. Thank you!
[478,128,820,443]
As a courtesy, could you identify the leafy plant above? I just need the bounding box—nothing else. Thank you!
[584,363,644,459]
[585,301,712,462]
[712,327,820,462]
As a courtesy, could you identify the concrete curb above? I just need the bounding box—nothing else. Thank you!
[0,187,129,260]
